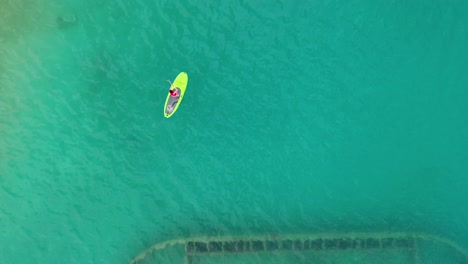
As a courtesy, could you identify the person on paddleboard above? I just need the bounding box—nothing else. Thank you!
[167,80,180,97]
[169,88,179,97]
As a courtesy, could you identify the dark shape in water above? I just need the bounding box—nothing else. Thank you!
[353,238,364,248]
[56,15,78,29]
[194,242,207,253]
[324,238,338,249]
[236,241,245,252]
[208,241,222,252]
[310,238,323,249]
[366,238,380,248]
[338,238,353,250]
[381,238,394,248]
[265,240,279,251]
[223,241,236,252]
[293,239,302,250]
[251,240,264,251]
[303,240,311,249]
[282,239,293,250]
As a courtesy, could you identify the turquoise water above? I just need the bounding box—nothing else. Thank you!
[1,0,468,263]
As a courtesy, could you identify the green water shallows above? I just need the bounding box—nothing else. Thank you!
[1,0,468,263]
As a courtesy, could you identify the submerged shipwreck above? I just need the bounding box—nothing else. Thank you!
[131,231,468,264]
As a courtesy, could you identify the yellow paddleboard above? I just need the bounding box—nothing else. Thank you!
[164,72,188,118]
